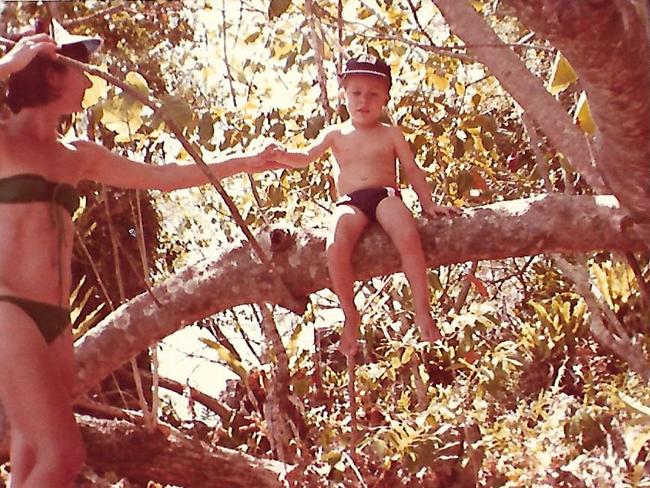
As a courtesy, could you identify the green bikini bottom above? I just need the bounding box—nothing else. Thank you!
[0,295,70,343]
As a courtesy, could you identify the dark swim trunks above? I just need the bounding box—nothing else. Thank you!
[336,186,401,221]
[0,295,70,343]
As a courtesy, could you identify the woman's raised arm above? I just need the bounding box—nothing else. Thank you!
[0,34,56,80]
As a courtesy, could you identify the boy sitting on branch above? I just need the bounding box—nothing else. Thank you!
[271,54,460,358]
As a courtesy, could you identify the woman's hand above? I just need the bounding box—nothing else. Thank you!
[0,34,57,79]
[248,143,291,172]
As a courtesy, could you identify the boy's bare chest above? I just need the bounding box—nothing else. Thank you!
[333,132,395,167]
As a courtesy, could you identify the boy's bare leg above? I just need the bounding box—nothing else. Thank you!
[376,197,442,343]
[326,205,369,357]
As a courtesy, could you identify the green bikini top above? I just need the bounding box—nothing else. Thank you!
[0,173,80,216]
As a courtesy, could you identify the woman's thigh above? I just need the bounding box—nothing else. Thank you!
[0,302,77,447]
[49,327,76,395]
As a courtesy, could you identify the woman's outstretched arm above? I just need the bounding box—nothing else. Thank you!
[78,140,280,191]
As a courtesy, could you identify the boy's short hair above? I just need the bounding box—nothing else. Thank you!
[6,19,102,113]
[339,54,392,89]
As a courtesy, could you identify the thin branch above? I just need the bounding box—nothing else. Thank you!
[259,304,294,463]
[220,0,238,108]
[406,0,437,47]
[247,174,269,225]
[625,252,650,306]
[101,186,153,428]
[62,4,130,28]
[305,0,334,121]
[454,261,479,313]
[347,357,359,449]
[155,375,234,422]
[76,396,144,422]
[132,185,161,428]
[337,0,344,73]
[74,227,115,310]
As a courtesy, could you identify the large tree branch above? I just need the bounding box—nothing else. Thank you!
[501,0,650,221]
[431,0,607,192]
[74,195,645,396]
[79,416,288,487]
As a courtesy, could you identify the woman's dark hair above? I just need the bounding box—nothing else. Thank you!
[6,42,89,114]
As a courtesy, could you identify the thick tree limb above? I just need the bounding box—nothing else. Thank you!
[431,0,607,192]
[79,415,289,488]
[74,195,645,396]
[501,0,650,221]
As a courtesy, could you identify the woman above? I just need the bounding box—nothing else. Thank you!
[0,28,275,487]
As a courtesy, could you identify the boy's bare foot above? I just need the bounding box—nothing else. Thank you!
[338,312,360,358]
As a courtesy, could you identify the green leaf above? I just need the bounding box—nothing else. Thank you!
[269,0,291,19]
[82,74,109,109]
[125,71,150,98]
[452,135,465,159]
[357,6,373,20]
[530,301,552,328]
[591,263,613,308]
[305,115,325,140]
[270,122,286,139]
[456,170,473,195]
[161,95,194,130]
[574,91,596,136]
[198,112,214,144]
[244,32,261,44]
[200,338,248,380]
[401,346,414,365]
[72,302,105,340]
[548,52,577,95]
[100,97,144,140]
[428,272,442,291]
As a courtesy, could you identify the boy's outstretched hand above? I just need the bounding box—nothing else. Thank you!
[423,202,462,218]
[248,143,289,172]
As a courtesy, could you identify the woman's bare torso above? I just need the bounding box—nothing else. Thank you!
[0,123,85,307]
[0,203,74,305]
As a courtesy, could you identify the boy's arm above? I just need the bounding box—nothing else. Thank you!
[79,141,279,191]
[392,127,459,217]
[273,127,336,168]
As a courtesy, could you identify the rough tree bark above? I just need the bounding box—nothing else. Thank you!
[79,416,288,488]
[432,0,607,192]
[501,0,650,221]
[74,195,644,397]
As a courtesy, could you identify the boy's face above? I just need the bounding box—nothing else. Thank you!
[342,75,390,126]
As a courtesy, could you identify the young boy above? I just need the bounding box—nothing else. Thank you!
[272,54,459,358]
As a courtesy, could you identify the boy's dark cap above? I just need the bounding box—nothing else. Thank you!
[339,54,392,88]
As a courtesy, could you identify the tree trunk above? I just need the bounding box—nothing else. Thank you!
[501,0,650,221]
[432,0,607,192]
[79,415,289,488]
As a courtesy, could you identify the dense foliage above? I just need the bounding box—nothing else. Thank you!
[1,1,649,487]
